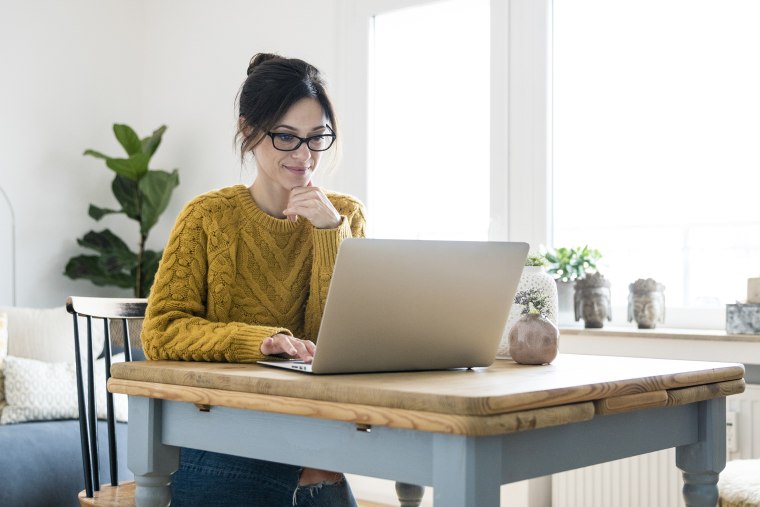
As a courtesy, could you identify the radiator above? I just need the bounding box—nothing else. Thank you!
[552,384,760,507]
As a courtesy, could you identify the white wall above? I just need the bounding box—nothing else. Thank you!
[0,0,340,307]
[0,0,144,307]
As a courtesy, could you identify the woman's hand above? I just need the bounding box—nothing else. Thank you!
[260,333,316,362]
[283,184,341,229]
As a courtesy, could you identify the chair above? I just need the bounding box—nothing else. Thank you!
[66,296,423,507]
[67,296,147,507]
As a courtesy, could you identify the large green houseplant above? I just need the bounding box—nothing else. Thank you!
[64,124,180,298]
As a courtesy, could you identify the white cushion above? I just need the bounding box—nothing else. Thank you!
[0,354,127,425]
[0,305,104,364]
[719,459,760,503]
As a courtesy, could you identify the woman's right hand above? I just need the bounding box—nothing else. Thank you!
[260,333,316,362]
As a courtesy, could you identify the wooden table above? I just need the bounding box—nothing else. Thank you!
[109,354,745,506]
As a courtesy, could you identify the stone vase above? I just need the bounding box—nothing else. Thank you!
[508,314,559,365]
[497,266,559,359]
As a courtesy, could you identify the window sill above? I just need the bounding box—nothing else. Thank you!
[559,326,760,343]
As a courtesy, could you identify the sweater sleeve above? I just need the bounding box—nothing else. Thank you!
[303,197,367,342]
[141,201,292,363]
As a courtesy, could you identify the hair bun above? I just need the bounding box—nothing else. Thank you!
[247,53,283,75]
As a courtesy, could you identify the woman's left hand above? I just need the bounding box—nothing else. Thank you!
[283,184,341,229]
[261,333,316,362]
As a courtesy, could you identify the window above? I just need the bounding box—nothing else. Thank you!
[338,0,550,247]
[553,0,760,327]
[369,0,490,240]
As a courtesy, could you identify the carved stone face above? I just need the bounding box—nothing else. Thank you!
[579,289,610,328]
[630,292,665,329]
[633,295,662,328]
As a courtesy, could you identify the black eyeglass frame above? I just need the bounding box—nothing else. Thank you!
[266,126,336,152]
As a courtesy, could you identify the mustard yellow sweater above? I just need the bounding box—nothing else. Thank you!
[141,184,366,363]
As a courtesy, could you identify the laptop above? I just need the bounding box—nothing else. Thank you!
[258,238,529,374]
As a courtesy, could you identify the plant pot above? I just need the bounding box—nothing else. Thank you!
[508,314,559,365]
[555,280,576,326]
[496,266,558,359]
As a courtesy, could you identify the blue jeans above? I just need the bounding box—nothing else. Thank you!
[171,448,359,507]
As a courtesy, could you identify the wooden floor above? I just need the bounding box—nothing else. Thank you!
[358,500,394,507]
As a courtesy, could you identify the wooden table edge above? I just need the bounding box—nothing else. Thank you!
[110,359,746,416]
[109,378,595,436]
[594,379,746,416]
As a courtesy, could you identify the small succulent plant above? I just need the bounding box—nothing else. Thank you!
[514,287,552,319]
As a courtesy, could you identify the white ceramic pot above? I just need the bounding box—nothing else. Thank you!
[555,279,576,327]
[496,266,559,359]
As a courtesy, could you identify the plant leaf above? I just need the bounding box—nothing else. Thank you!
[136,249,163,297]
[88,204,122,221]
[64,255,134,288]
[139,169,179,235]
[77,229,136,260]
[141,125,167,158]
[105,152,150,180]
[112,175,141,220]
[113,124,143,156]
[77,230,138,285]
[83,149,111,160]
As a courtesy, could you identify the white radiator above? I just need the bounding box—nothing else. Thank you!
[552,384,760,507]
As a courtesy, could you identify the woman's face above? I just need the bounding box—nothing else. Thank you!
[252,97,330,194]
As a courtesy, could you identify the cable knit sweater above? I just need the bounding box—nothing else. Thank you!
[141,184,366,363]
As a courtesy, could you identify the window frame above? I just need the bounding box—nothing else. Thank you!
[334,0,552,246]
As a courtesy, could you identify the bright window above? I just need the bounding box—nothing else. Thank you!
[553,0,760,327]
[369,0,490,240]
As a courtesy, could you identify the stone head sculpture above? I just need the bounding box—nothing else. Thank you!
[574,272,612,328]
[627,278,665,329]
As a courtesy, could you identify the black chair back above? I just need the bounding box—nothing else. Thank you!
[66,296,147,498]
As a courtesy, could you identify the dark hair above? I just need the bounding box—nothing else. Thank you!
[237,53,337,161]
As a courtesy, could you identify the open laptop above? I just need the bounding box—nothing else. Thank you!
[258,238,529,374]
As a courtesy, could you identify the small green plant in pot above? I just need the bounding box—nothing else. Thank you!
[544,245,602,282]
[544,245,602,325]
[525,253,548,267]
[514,288,552,318]
[64,124,179,298]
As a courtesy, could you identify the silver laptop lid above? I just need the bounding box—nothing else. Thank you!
[310,239,528,374]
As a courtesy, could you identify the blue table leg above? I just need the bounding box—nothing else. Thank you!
[676,398,726,507]
[128,397,179,507]
[432,434,502,507]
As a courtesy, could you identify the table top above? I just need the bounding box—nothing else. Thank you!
[109,354,744,436]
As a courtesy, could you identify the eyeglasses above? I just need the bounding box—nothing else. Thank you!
[266,126,336,152]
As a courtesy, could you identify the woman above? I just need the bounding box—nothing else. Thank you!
[141,53,365,506]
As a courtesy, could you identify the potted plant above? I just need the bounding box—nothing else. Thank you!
[525,253,548,267]
[544,245,602,282]
[544,246,602,325]
[64,124,180,298]
[496,252,558,359]
[508,288,559,365]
